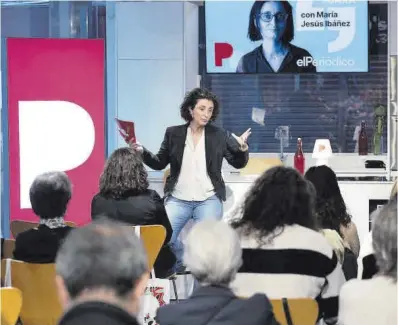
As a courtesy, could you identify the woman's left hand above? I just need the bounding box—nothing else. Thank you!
[240,128,251,144]
[232,128,251,151]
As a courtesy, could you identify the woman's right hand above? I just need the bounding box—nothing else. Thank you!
[129,140,143,153]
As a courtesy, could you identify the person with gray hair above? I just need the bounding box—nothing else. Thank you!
[13,171,74,263]
[55,218,148,325]
[338,199,397,325]
[358,182,397,279]
[156,220,278,325]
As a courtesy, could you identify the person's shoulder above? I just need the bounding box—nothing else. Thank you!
[14,227,44,253]
[91,193,111,208]
[59,301,141,325]
[146,189,162,200]
[289,44,313,58]
[206,123,224,133]
[15,227,38,242]
[284,224,329,243]
[208,123,234,138]
[244,293,273,308]
[131,189,162,203]
[237,46,261,71]
[206,123,232,141]
[341,277,397,311]
[92,192,104,203]
[241,45,262,60]
[340,278,366,300]
[166,124,187,134]
[282,225,336,258]
[225,294,277,323]
[156,302,179,323]
[340,277,388,296]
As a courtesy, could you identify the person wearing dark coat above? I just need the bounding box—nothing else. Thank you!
[131,88,250,272]
[13,171,73,263]
[156,221,279,325]
[91,147,175,278]
[56,219,148,325]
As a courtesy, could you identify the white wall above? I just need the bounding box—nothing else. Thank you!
[110,1,199,154]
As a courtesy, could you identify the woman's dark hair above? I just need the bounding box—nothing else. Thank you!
[99,148,149,199]
[231,166,317,242]
[305,165,352,236]
[248,1,294,44]
[30,171,72,219]
[180,88,220,122]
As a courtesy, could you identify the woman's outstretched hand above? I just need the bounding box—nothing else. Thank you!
[232,128,251,151]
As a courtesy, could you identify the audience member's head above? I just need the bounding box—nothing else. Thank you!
[372,199,397,281]
[184,220,242,286]
[305,165,351,234]
[30,171,72,220]
[99,148,149,199]
[232,166,317,242]
[55,218,148,314]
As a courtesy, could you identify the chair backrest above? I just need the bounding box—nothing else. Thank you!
[271,298,319,325]
[1,287,23,325]
[11,220,76,238]
[2,239,16,259]
[133,225,166,271]
[1,260,62,325]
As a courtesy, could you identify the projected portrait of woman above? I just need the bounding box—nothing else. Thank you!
[236,0,316,73]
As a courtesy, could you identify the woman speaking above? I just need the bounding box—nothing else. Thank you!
[131,88,251,272]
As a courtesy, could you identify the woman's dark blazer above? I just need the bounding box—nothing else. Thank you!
[142,123,249,201]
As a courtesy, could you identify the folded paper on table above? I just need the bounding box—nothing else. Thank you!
[115,118,136,144]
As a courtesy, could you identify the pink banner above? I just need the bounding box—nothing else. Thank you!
[7,38,105,226]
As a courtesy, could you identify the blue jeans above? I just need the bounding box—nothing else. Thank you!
[165,195,223,271]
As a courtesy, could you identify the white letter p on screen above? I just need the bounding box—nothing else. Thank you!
[18,101,95,209]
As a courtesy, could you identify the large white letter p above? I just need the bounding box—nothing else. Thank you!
[18,101,95,209]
